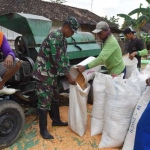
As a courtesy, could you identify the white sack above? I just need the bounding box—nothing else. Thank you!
[91,72,111,136]
[99,76,141,148]
[129,68,149,93]
[68,83,90,137]
[122,86,150,150]
[141,63,150,75]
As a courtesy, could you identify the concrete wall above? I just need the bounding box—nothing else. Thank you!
[113,32,120,41]
[0,26,21,49]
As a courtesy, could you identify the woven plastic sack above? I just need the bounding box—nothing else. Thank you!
[68,83,90,137]
[99,76,141,148]
[91,72,111,136]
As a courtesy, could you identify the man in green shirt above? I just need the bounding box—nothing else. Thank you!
[77,21,126,78]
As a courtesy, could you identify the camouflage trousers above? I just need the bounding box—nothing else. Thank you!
[36,78,59,110]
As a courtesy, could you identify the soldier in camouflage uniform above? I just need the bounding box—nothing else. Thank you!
[32,16,79,139]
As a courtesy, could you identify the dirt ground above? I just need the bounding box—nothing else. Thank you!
[5,54,144,150]
[4,104,121,150]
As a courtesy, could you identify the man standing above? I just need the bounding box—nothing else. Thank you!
[32,16,79,139]
[77,21,126,78]
[123,27,148,69]
[0,31,21,95]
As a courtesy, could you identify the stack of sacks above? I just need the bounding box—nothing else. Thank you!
[98,75,141,148]
[90,72,142,148]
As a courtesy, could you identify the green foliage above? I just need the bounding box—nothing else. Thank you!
[128,3,143,16]
[117,14,136,27]
[104,15,108,20]
[104,15,119,28]
[128,7,150,18]
[136,15,149,24]
[146,0,150,4]
[140,33,150,45]
[110,16,119,24]
[117,14,133,21]
[117,1,150,36]
[121,21,128,30]
[117,13,149,28]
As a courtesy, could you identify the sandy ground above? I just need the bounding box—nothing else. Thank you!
[4,56,148,150]
[5,54,144,150]
[4,104,121,150]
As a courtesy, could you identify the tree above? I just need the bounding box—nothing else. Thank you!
[117,2,150,36]
[121,21,129,30]
[117,13,149,36]
[128,2,150,19]
[104,16,119,28]
[147,0,150,3]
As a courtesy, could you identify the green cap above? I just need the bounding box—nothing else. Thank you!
[67,16,80,32]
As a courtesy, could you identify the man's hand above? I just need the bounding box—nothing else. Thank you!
[4,55,13,69]
[111,74,118,78]
[146,78,150,86]
[76,65,86,73]
[65,74,76,85]
[129,52,137,60]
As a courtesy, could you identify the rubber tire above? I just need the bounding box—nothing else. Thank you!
[87,80,94,104]
[0,100,25,149]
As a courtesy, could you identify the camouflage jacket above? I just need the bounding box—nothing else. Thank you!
[32,29,70,82]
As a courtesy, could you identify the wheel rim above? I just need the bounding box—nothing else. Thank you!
[0,113,15,137]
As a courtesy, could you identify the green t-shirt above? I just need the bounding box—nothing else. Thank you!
[87,34,125,75]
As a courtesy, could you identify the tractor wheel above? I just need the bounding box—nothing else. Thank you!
[0,100,25,149]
